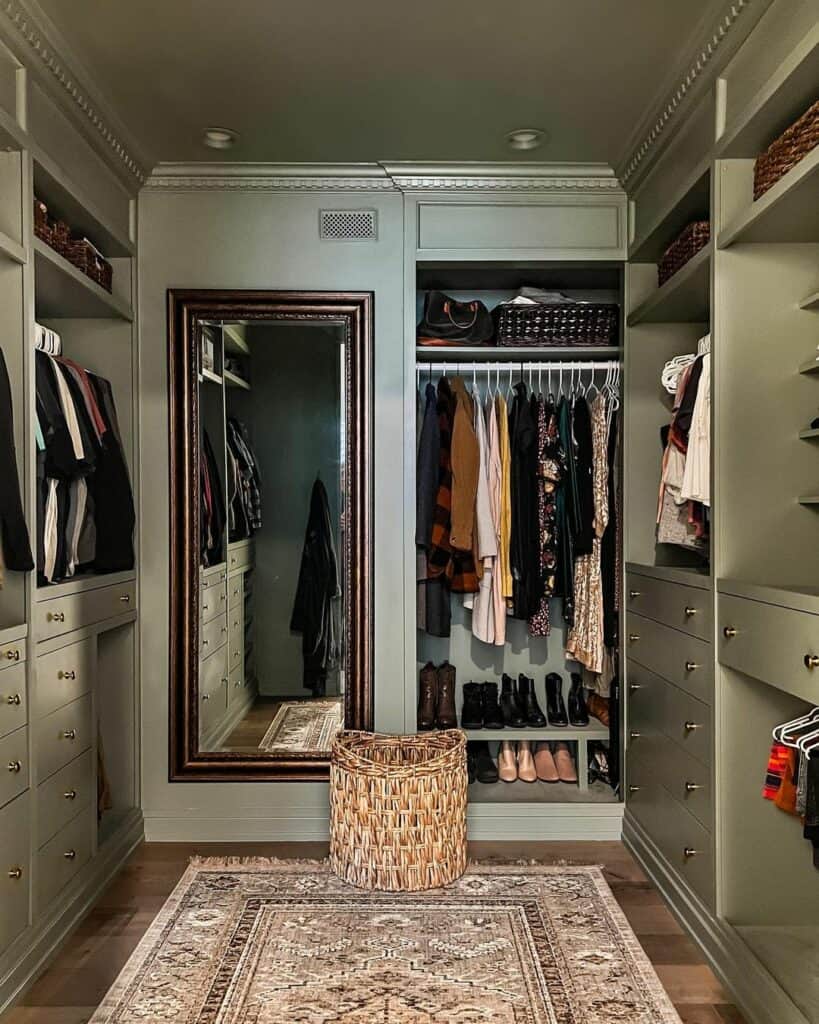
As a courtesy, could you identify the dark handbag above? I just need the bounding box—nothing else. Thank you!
[417,291,494,346]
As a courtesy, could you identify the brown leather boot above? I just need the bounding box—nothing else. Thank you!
[436,661,458,729]
[417,662,438,730]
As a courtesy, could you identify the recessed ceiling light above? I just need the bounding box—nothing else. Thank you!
[506,128,545,151]
[203,127,238,150]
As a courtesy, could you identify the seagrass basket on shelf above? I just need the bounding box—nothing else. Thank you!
[329,729,467,892]
[754,99,819,200]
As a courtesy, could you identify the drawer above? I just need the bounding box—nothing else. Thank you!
[626,573,712,640]
[626,734,712,829]
[228,606,243,670]
[36,694,92,782]
[627,756,714,908]
[201,612,228,658]
[228,661,245,704]
[0,637,26,669]
[627,612,713,704]
[719,594,819,704]
[37,804,93,911]
[201,565,227,586]
[0,727,28,808]
[200,647,228,739]
[201,578,227,624]
[628,664,711,766]
[37,749,93,847]
[36,581,136,641]
[228,574,244,610]
[0,663,27,738]
[0,792,31,956]
[35,637,94,718]
[228,541,253,574]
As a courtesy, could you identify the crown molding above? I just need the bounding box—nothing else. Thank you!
[617,0,771,190]
[0,0,149,188]
[144,161,624,195]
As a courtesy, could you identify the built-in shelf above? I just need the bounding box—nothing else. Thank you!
[223,325,250,356]
[799,290,819,311]
[799,427,819,440]
[33,238,133,321]
[0,229,26,265]
[629,163,710,263]
[798,357,819,375]
[798,494,819,506]
[223,369,250,390]
[469,779,619,804]
[200,368,222,385]
[36,570,136,602]
[717,26,819,159]
[718,146,819,246]
[626,562,711,588]
[415,346,621,363]
[627,241,712,325]
[464,722,608,742]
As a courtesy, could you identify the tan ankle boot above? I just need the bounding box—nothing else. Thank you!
[553,741,577,783]
[498,741,517,782]
[517,740,537,783]
[533,741,559,782]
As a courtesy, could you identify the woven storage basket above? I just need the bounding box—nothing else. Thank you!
[754,99,819,200]
[65,238,113,293]
[496,302,618,347]
[658,221,710,286]
[329,729,467,892]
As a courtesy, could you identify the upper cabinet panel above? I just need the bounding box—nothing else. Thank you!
[416,197,625,258]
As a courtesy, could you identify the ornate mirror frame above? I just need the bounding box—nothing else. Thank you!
[168,290,373,781]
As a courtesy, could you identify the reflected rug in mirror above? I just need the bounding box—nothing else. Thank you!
[90,859,682,1023]
[258,699,342,752]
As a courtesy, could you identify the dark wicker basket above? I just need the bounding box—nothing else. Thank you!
[496,303,618,347]
[658,221,710,286]
[33,199,51,245]
[65,238,113,293]
[754,99,819,200]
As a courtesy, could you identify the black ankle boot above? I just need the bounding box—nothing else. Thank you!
[461,682,484,729]
[500,673,526,728]
[544,673,568,727]
[518,674,547,727]
[481,682,504,729]
[466,743,477,784]
[568,673,589,727]
[473,740,499,784]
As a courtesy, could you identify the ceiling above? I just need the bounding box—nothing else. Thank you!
[36,0,720,172]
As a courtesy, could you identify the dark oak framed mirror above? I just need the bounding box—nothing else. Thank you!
[168,290,373,780]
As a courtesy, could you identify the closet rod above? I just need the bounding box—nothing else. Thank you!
[415,360,620,373]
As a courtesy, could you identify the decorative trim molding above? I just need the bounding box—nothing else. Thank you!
[619,0,764,188]
[390,176,623,193]
[0,0,148,186]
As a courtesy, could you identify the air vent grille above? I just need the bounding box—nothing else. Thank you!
[320,209,377,241]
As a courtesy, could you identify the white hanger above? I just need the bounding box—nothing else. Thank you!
[774,707,819,745]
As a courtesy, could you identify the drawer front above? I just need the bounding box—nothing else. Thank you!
[0,727,28,808]
[201,579,227,624]
[719,594,819,704]
[0,638,26,670]
[228,574,244,610]
[0,663,27,738]
[35,638,94,719]
[228,661,245,705]
[36,694,92,783]
[37,749,93,847]
[627,612,713,703]
[228,605,243,673]
[36,581,136,641]
[201,612,228,658]
[200,648,228,738]
[627,756,714,908]
[0,792,31,955]
[37,804,93,911]
[228,541,253,574]
[628,664,711,766]
[626,573,712,640]
[627,733,712,828]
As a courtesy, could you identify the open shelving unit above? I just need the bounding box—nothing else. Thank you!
[33,238,132,321]
[627,240,712,325]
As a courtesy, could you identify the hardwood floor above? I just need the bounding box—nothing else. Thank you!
[0,841,746,1023]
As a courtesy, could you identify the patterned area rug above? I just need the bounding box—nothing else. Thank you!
[258,699,342,752]
[90,860,681,1023]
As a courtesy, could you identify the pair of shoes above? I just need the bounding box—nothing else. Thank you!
[498,740,537,782]
[500,674,547,728]
[532,741,578,783]
[461,682,503,729]
[545,673,590,728]
[418,662,457,730]
[587,692,610,727]
[467,741,498,784]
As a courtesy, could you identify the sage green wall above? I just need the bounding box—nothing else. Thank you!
[138,190,405,840]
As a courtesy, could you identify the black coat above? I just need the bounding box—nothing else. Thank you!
[0,348,33,572]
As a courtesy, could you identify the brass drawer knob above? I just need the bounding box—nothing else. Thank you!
[47,611,65,622]
[202,693,210,701]
[628,785,641,794]
[221,627,227,634]
[7,760,21,773]
[5,649,20,661]
[202,604,210,612]
[684,721,701,732]
[685,781,702,793]
[64,789,77,800]
[723,626,737,638]
[63,849,76,860]
[58,670,76,680]
[6,694,21,706]
[629,731,641,741]
[683,847,698,859]
[235,680,241,688]
[685,661,699,672]
[804,654,819,669]
[684,606,697,617]
[62,729,76,740]
[7,867,22,880]
[629,590,641,599]
[628,633,640,642]
[628,682,642,693]
[119,594,131,603]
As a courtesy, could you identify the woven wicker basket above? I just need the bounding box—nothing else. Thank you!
[658,221,711,286]
[329,729,467,892]
[754,99,819,200]
[496,302,618,347]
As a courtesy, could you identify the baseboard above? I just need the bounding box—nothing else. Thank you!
[623,813,808,1024]
[0,807,144,1014]
[144,813,332,842]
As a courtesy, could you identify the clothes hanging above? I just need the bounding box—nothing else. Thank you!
[508,381,539,619]
[0,347,34,573]
[200,431,225,567]
[226,418,261,541]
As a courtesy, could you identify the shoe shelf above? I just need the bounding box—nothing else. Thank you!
[463,722,608,741]
[469,779,619,804]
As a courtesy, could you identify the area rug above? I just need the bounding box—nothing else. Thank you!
[258,699,342,753]
[90,859,681,1023]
